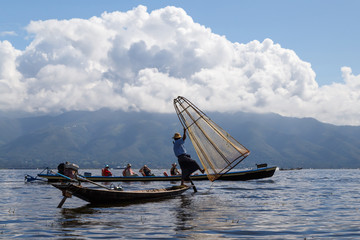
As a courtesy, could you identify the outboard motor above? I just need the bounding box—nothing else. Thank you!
[63,162,79,179]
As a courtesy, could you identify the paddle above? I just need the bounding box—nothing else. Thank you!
[57,196,67,208]
[189,179,197,193]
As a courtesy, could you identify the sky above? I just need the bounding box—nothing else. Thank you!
[0,0,359,126]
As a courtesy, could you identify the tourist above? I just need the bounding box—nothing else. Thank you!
[102,165,112,176]
[170,163,181,176]
[139,165,154,176]
[122,163,137,176]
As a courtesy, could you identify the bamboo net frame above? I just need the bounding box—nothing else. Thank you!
[173,96,250,181]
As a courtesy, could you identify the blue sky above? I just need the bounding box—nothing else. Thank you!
[1,0,358,86]
[0,0,359,125]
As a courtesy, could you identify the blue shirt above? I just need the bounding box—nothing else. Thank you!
[173,138,187,157]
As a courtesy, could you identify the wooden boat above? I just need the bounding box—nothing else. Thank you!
[39,166,277,182]
[52,183,190,204]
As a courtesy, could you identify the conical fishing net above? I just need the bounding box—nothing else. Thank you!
[174,96,250,181]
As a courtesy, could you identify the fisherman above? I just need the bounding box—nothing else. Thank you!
[102,165,112,176]
[122,163,137,176]
[170,163,181,176]
[139,165,154,176]
[173,128,204,186]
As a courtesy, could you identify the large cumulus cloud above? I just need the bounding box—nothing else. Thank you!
[0,5,359,125]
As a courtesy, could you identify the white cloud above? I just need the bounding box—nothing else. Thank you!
[0,31,17,37]
[0,5,359,125]
[0,41,25,109]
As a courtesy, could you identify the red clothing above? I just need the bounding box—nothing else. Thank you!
[102,168,112,176]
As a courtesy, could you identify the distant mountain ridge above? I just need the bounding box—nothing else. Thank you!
[1,109,360,169]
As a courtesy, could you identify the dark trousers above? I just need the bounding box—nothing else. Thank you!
[178,154,202,181]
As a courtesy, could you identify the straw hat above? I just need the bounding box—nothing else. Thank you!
[173,132,181,139]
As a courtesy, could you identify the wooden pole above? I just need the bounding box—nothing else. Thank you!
[76,175,112,190]
[57,196,67,208]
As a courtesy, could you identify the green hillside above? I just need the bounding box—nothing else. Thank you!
[1,109,360,169]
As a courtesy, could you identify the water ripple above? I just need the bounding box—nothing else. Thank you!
[1,169,360,239]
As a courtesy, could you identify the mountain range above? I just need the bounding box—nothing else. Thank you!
[1,109,360,169]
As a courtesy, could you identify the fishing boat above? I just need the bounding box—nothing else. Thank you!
[52,182,190,204]
[38,166,277,182]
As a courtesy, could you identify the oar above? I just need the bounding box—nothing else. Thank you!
[189,179,197,192]
[57,196,68,208]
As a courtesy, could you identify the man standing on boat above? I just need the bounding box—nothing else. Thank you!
[173,128,205,186]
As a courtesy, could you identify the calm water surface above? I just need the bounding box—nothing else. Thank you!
[1,168,360,239]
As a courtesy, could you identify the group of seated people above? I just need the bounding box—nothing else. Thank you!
[101,163,142,177]
[122,163,155,176]
[101,163,182,177]
[101,163,156,177]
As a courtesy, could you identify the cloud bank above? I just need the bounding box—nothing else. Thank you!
[0,5,359,125]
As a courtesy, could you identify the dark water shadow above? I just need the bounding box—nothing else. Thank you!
[174,194,195,231]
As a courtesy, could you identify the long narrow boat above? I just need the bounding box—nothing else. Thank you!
[39,166,277,182]
[52,183,190,204]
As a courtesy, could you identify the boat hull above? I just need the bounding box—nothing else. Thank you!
[52,183,190,204]
[40,166,277,182]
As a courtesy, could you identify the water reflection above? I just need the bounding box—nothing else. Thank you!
[58,207,100,228]
[174,194,195,231]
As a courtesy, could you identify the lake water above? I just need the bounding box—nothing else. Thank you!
[1,168,360,239]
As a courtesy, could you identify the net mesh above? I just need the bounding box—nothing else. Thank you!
[174,96,250,181]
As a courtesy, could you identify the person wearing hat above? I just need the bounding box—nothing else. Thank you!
[173,128,205,185]
[170,163,181,176]
[101,165,113,176]
[122,163,137,177]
